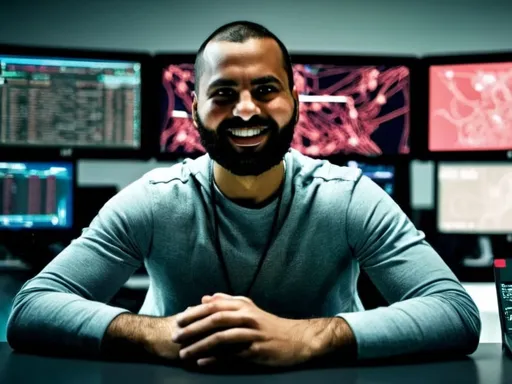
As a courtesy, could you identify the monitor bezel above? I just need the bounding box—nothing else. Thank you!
[153,52,420,162]
[435,160,512,236]
[0,157,77,234]
[0,43,154,160]
[422,51,512,160]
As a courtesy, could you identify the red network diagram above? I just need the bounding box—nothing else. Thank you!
[429,63,512,152]
[160,63,410,156]
[160,63,202,154]
[293,64,410,156]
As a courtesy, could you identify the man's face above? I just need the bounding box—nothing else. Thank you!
[192,38,298,176]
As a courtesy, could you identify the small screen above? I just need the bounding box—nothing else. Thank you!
[346,161,395,196]
[0,54,141,149]
[429,62,512,152]
[437,162,512,233]
[159,62,411,157]
[499,282,512,333]
[0,161,73,229]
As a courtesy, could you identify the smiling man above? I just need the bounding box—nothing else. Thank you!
[7,21,480,368]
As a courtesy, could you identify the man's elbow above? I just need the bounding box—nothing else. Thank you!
[458,321,481,357]
[6,296,28,351]
[462,310,481,355]
[449,292,482,355]
[6,289,51,352]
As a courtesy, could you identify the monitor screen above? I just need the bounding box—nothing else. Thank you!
[0,161,73,229]
[437,162,512,234]
[429,62,512,152]
[293,63,410,157]
[0,54,142,149]
[494,261,512,334]
[346,160,395,196]
[159,60,411,157]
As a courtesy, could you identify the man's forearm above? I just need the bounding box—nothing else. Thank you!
[100,313,180,361]
[306,317,358,363]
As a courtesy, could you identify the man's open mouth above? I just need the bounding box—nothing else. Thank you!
[227,127,270,147]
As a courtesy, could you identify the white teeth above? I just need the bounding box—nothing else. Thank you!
[229,128,265,138]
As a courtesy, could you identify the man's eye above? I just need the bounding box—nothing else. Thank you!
[255,85,277,95]
[213,88,236,98]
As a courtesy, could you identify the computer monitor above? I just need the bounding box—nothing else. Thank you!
[156,54,417,160]
[426,53,512,159]
[291,55,415,159]
[0,44,152,159]
[0,161,74,230]
[157,55,197,158]
[436,162,512,234]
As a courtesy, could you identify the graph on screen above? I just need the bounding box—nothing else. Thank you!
[159,62,410,157]
[438,163,512,233]
[0,162,73,229]
[0,55,141,149]
[429,62,512,152]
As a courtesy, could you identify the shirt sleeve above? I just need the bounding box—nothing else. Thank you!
[6,176,153,356]
[336,174,481,360]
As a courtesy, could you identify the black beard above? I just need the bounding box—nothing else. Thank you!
[195,101,298,176]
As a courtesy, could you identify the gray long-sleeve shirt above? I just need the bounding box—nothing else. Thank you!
[6,149,481,360]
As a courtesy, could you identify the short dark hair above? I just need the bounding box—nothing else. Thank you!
[194,21,294,95]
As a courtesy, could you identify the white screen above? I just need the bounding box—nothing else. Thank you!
[438,162,512,233]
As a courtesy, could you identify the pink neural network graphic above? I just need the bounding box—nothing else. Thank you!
[160,63,202,154]
[293,64,409,156]
[160,63,410,156]
[429,63,512,152]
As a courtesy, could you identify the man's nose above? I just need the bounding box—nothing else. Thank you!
[233,90,261,121]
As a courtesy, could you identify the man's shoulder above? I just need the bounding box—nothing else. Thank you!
[143,163,190,185]
[140,154,209,186]
[289,149,362,185]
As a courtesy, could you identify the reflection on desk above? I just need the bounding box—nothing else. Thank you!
[0,343,510,383]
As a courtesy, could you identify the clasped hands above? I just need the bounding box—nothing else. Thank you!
[171,292,352,368]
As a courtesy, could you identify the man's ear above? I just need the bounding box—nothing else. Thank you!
[191,92,198,128]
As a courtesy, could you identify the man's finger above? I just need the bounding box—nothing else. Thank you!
[212,293,233,299]
[197,356,217,366]
[196,348,255,367]
[179,328,262,360]
[176,300,242,327]
[202,294,254,309]
[212,293,253,304]
[174,310,255,343]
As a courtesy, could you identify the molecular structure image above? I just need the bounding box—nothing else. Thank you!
[429,63,512,152]
[160,63,410,157]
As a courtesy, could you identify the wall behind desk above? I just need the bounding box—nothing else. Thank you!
[1,0,512,209]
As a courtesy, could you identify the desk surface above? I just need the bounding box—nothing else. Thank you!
[0,342,510,383]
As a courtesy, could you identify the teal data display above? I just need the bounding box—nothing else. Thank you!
[0,55,141,149]
[0,161,73,229]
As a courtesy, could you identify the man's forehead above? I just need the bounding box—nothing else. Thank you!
[200,38,285,77]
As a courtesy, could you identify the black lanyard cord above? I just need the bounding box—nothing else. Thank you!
[208,160,285,296]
